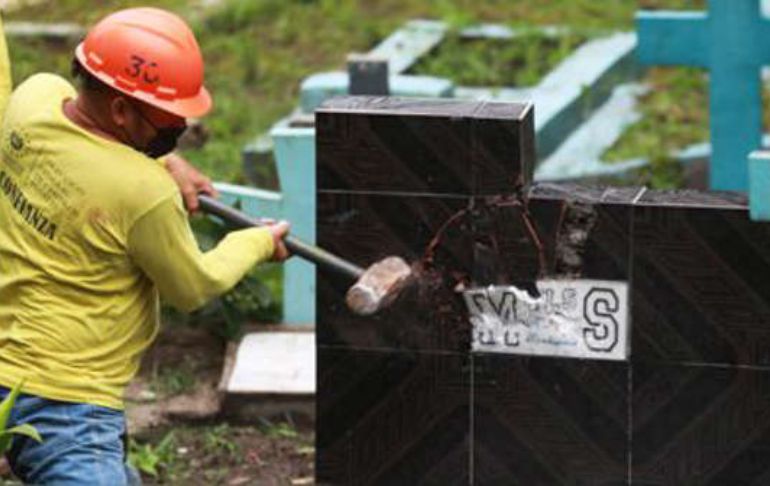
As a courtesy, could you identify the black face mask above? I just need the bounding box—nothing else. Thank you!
[125,100,187,158]
[143,125,187,158]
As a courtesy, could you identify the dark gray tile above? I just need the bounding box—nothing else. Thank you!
[316,96,534,195]
[474,354,629,485]
[631,199,770,366]
[316,347,471,485]
[632,362,770,485]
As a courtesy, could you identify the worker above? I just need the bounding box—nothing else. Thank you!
[0,8,289,485]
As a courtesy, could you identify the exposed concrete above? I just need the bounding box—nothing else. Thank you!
[554,201,599,277]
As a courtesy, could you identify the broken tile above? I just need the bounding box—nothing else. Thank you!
[316,192,474,352]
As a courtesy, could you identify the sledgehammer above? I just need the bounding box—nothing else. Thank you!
[198,195,413,316]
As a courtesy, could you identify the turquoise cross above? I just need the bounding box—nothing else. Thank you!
[637,0,770,191]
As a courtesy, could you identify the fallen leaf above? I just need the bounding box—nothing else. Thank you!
[290,478,314,485]
[295,446,315,456]
[228,476,252,486]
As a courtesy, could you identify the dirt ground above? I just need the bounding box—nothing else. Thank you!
[135,423,315,485]
[1,325,316,485]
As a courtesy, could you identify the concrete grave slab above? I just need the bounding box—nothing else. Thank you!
[221,328,315,395]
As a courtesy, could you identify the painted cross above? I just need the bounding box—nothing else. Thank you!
[637,0,770,191]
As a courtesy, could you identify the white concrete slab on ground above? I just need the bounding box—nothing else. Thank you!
[225,331,315,395]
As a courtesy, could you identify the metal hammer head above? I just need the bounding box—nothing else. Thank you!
[345,256,414,316]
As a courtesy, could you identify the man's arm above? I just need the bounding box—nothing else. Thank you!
[163,152,218,214]
[128,194,288,312]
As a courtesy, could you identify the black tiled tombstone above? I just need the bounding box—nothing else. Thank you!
[316,96,770,485]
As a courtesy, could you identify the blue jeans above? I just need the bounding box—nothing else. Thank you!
[0,387,141,485]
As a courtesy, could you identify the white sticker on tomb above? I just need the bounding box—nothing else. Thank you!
[464,280,629,361]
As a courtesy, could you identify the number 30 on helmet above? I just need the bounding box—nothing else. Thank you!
[74,7,212,119]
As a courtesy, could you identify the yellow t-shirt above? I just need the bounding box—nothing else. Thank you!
[0,74,275,410]
[0,15,10,116]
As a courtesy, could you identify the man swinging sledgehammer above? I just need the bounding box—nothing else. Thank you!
[0,8,290,484]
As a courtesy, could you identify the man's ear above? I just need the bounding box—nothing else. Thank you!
[110,96,130,128]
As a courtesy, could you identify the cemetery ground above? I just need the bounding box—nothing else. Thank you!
[1,0,752,483]
[124,325,315,485]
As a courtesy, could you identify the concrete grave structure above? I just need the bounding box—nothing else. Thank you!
[316,97,770,484]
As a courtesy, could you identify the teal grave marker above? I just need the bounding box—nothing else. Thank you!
[215,118,316,326]
[637,0,770,191]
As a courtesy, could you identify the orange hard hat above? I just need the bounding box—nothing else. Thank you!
[75,7,212,119]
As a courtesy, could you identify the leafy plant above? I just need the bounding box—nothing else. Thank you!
[128,431,178,478]
[203,424,239,458]
[151,358,198,398]
[260,420,299,440]
[0,381,42,455]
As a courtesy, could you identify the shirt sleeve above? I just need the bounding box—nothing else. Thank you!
[0,14,12,117]
[127,194,275,312]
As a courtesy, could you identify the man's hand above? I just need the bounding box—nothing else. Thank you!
[267,221,291,262]
[165,152,218,214]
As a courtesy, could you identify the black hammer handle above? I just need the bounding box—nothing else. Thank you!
[198,195,364,281]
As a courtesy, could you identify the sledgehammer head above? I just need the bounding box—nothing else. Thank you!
[346,257,414,316]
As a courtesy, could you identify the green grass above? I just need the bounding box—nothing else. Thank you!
[128,423,313,484]
[150,357,198,397]
[6,38,72,86]
[411,30,586,87]
[604,67,710,163]
[6,0,192,24]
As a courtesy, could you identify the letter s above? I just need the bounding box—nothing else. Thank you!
[583,288,619,352]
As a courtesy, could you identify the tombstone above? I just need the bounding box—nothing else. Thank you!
[347,54,389,96]
[637,0,770,191]
[315,97,770,484]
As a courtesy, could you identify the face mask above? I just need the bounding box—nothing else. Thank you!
[143,124,187,158]
[125,100,187,158]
